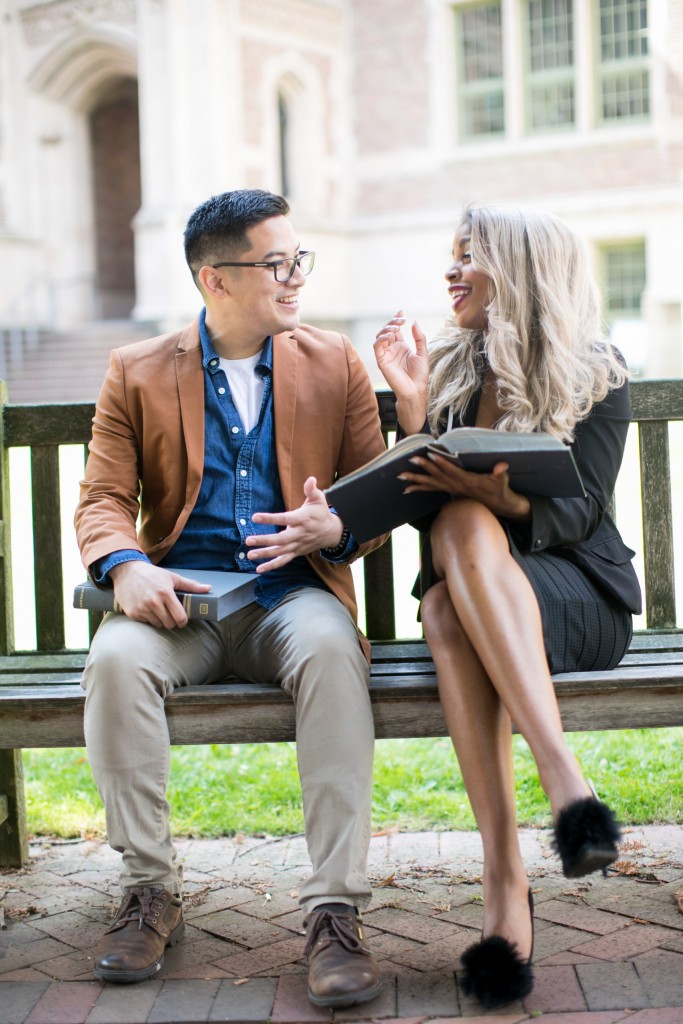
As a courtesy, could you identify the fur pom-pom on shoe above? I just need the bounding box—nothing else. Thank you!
[552,796,621,878]
[460,934,534,1009]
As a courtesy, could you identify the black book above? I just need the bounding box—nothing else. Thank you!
[73,567,257,621]
[325,427,585,542]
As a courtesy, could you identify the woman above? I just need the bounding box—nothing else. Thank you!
[374,204,641,1010]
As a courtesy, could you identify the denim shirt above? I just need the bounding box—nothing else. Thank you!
[93,310,330,610]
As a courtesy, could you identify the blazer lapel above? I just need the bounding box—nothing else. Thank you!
[272,331,298,507]
[175,318,205,504]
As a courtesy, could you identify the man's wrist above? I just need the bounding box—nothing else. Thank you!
[320,526,351,559]
[91,550,150,586]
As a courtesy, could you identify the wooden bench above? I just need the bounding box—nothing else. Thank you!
[1,380,682,867]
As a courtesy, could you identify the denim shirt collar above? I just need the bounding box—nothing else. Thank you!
[199,307,273,377]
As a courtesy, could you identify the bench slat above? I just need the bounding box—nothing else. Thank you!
[31,446,66,651]
[2,381,680,447]
[363,539,396,640]
[3,403,95,447]
[0,652,88,672]
[1,659,682,748]
[639,421,676,628]
[629,378,683,420]
[1,650,680,687]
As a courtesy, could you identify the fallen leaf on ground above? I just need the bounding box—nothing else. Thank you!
[619,839,646,853]
[613,860,661,882]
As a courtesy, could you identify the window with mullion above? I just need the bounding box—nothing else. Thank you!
[525,0,576,132]
[601,241,646,321]
[597,0,649,122]
[456,2,505,139]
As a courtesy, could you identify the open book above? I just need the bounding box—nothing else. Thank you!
[73,567,257,622]
[325,427,585,542]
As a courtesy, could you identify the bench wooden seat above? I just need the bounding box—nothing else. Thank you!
[1,635,682,753]
[1,379,682,866]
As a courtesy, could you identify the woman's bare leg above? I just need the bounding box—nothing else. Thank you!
[422,583,532,957]
[428,499,591,817]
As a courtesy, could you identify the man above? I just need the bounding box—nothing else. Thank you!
[75,189,387,1009]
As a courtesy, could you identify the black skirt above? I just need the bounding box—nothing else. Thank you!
[418,529,633,675]
[506,536,633,674]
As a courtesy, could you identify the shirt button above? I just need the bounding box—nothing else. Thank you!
[232,426,239,434]
[535,538,542,547]
[218,387,226,395]
[239,518,246,525]
[240,469,247,477]
[238,552,246,559]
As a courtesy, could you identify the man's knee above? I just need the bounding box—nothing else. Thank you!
[286,626,369,708]
[82,617,173,701]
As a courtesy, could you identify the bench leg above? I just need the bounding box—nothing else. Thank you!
[0,749,29,867]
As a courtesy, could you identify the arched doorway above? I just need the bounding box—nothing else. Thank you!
[88,77,141,319]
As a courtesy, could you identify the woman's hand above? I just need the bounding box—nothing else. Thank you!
[374,311,430,434]
[399,453,531,520]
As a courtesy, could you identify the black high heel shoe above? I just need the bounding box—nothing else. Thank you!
[460,889,534,1010]
[552,786,621,878]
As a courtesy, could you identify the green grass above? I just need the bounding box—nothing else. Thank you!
[23,729,683,840]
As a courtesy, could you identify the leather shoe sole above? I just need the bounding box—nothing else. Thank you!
[308,976,383,1009]
[93,920,185,984]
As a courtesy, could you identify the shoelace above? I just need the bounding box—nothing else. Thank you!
[303,909,367,958]
[112,886,168,932]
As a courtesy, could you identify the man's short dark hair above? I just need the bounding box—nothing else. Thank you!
[184,190,290,280]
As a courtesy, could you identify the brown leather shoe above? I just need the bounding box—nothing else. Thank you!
[93,886,184,983]
[304,905,382,1008]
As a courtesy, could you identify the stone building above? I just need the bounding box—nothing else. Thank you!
[0,0,681,399]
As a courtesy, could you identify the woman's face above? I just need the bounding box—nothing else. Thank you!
[446,224,492,332]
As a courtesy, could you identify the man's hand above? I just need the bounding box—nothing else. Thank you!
[109,561,212,628]
[247,477,344,572]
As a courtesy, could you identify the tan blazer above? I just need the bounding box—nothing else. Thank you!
[75,319,387,653]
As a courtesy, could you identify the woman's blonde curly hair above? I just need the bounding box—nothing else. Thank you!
[427,204,628,442]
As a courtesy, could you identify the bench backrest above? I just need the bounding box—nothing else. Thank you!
[0,380,681,655]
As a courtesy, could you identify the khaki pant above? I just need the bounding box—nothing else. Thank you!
[81,587,375,911]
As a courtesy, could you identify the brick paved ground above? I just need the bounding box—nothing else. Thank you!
[1,825,682,1023]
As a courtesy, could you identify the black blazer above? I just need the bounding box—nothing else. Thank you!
[415,379,642,616]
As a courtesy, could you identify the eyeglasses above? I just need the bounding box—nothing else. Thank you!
[210,250,315,283]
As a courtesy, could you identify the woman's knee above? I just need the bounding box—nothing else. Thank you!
[432,498,498,546]
[430,499,508,573]
[421,581,467,646]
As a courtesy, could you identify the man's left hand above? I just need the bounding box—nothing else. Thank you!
[247,477,344,572]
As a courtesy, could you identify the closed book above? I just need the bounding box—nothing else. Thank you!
[325,427,585,543]
[73,567,257,621]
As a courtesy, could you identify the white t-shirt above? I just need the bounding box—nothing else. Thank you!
[219,351,264,434]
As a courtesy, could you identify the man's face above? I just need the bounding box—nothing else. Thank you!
[221,216,306,337]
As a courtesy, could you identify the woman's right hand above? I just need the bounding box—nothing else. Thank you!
[374,311,430,434]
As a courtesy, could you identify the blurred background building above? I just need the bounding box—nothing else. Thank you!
[0,0,681,399]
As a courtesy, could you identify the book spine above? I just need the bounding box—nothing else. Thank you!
[179,593,217,621]
[73,585,120,614]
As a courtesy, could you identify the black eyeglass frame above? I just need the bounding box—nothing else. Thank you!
[209,250,315,283]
